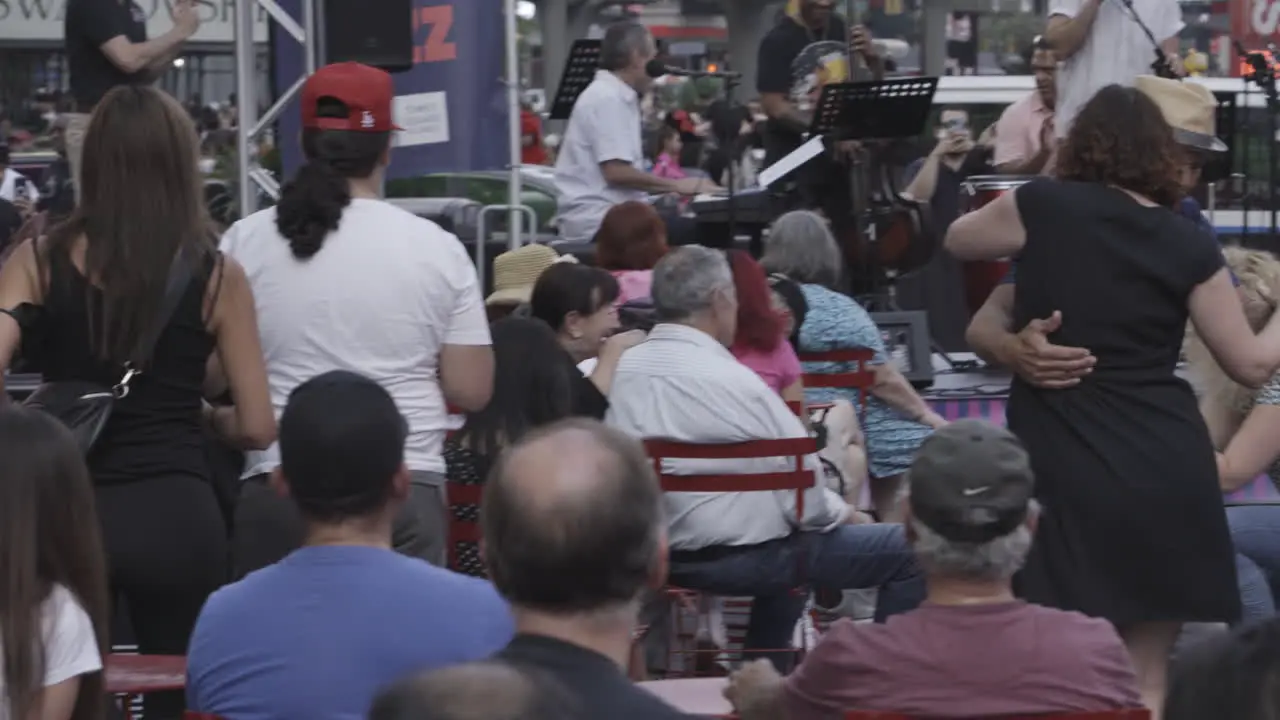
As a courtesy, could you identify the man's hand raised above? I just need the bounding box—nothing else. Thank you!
[1001,311,1095,389]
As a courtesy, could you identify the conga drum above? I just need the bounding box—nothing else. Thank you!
[958,175,1034,316]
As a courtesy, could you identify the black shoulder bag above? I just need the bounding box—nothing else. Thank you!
[22,253,196,454]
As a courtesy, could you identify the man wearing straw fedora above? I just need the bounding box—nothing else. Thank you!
[965,75,1229,390]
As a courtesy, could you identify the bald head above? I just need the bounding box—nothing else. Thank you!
[369,661,578,720]
[482,419,663,613]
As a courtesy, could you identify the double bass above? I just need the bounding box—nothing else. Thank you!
[834,2,935,293]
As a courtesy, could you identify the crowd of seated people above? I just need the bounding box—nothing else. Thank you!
[12,50,1280,720]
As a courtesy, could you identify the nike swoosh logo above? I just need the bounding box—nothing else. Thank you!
[961,487,990,496]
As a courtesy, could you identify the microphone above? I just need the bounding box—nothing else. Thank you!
[645,59,741,80]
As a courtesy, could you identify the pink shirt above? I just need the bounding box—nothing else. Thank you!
[784,602,1140,719]
[652,152,686,180]
[732,341,802,395]
[612,270,653,305]
[993,91,1054,170]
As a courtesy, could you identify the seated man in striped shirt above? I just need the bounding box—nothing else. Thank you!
[605,245,924,671]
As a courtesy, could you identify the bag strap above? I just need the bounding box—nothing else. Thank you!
[116,250,196,392]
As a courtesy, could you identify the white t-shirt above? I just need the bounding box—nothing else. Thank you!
[1050,0,1183,137]
[0,168,40,203]
[0,585,102,720]
[220,199,491,477]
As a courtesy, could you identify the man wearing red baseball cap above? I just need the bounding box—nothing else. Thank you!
[219,61,495,577]
[299,61,403,134]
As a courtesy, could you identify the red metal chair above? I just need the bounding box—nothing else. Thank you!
[644,435,819,677]
[798,348,876,413]
[105,654,187,720]
[839,707,1152,712]
[444,481,485,576]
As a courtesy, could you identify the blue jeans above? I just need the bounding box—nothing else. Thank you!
[667,525,924,670]
[1228,505,1280,623]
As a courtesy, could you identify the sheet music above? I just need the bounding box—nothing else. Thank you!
[758,135,825,189]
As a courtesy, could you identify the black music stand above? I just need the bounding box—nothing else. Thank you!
[808,77,936,283]
[549,40,602,121]
[809,78,951,372]
[808,77,938,142]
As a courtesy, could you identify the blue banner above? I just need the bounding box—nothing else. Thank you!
[273,0,508,180]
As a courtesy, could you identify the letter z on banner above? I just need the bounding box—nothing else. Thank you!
[274,0,507,178]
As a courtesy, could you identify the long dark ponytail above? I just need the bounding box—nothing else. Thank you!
[275,98,389,260]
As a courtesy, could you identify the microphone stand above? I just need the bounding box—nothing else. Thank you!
[723,74,740,249]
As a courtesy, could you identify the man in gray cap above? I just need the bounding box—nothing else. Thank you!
[725,420,1142,720]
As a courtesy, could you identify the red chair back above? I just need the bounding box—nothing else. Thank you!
[799,348,875,410]
[445,482,485,575]
[643,436,818,522]
[844,707,1157,712]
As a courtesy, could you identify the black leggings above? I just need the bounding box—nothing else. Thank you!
[96,474,228,719]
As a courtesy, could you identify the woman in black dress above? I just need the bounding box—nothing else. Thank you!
[0,86,276,717]
[946,84,1280,715]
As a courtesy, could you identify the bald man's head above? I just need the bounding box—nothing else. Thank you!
[369,661,579,720]
[483,419,664,613]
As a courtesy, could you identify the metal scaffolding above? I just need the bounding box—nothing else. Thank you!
[234,0,318,218]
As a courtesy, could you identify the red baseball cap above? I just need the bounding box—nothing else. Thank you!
[301,62,402,132]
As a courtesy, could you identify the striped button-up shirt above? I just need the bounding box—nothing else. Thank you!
[606,323,850,551]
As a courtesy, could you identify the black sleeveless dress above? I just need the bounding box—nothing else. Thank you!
[1010,180,1240,626]
[36,246,228,715]
[39,248,219,484]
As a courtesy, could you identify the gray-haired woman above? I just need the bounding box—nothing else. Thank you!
[763,210,945,521]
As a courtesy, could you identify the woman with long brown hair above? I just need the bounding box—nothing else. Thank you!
[0,406,109,720]
[947,83,1280,714]
[0,85,275,716]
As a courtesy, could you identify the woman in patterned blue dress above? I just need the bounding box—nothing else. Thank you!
[761,211,945,520]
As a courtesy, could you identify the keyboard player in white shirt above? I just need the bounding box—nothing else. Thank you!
[606,246,924,671]
[553,21,718,246]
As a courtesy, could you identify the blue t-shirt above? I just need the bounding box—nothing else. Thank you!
[186,546,514,720]
[1000,195,1235,285]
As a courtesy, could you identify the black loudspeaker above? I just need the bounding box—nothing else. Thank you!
[322,0,414,73]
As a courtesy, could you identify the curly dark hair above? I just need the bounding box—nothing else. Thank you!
[1055,84,1182,208]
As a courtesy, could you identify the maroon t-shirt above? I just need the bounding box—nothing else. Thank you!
[784,601,1141,719]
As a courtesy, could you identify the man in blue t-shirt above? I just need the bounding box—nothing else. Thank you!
[186,371,513,720]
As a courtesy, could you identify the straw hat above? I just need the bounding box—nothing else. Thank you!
[486,244,562,306]
[1134,75,1228,153]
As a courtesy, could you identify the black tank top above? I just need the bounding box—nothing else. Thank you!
[39,249,221,485]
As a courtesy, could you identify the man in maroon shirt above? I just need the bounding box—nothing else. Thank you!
[725,420,1142,720]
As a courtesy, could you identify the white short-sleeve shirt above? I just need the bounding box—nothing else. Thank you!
[1050,0,1183,137]
[0,585,102,720]
[553,70,648,243]
[220,199,491,477]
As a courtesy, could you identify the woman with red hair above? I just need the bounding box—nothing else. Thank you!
[728,250,870,510]
[727,250,802,398]
[594,201,669,304]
